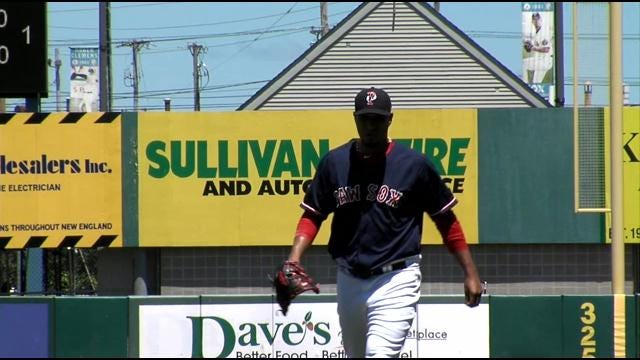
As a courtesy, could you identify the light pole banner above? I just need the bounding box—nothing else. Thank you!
[69,47,99,112]
[521,2,555,104]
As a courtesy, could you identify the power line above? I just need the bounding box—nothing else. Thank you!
[109,80,270,99]
[119,4,317,31]
[52,3,322,32]
[49,2,175,13]
[48,26,313,47]
[214,2,300,70]
[48,21,640,48]
[137,28,307,56]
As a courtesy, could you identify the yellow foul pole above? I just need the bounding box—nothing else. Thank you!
[609,2,625,358]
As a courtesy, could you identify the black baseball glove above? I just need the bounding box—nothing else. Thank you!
[524,40,533,52]
[273,261,319,315]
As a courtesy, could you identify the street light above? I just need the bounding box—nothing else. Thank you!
[584,80,592,106]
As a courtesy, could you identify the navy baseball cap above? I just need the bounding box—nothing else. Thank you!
[354,87,392,116]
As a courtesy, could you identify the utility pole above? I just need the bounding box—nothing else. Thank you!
[121,40,149,111]
[54,49,61,111]
[47,49,62,111]
[320,2,329,36]
[99,2,112,111]
[311,2,330,41]
[132,43,141,111]
[188,43,205,111]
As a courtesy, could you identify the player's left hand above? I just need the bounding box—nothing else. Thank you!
[273,261,320,315]
[464,275,483,307]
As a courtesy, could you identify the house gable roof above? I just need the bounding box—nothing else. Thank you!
[239,2,550,110]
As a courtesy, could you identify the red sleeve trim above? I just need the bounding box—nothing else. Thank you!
[386,141,395,156]
[433,211,469,253]
[295,211,322,241]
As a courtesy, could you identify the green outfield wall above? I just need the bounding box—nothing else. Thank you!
[477,108,604,244]
[490,295,638,357]
[0,295,637,357]
[54,297,129,357]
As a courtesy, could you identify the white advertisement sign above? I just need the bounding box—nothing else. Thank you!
[414,304,489,358]
[138,301,489,358]
[139,304,201,357]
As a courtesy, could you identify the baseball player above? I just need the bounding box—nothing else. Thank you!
[522,12,553,84]
[284,87,483,357]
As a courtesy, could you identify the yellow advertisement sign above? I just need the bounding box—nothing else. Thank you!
[606,107,640,243]
[0,113,122,248]
[138,110,477,246]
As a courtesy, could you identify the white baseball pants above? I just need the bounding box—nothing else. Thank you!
[336,257,421,358]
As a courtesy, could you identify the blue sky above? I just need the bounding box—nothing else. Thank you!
[7,2,640,111]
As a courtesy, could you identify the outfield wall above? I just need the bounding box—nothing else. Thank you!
[0,295,637,358]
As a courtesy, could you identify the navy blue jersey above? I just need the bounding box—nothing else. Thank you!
[301,140,457,273]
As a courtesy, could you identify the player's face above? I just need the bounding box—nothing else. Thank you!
[355,113,392,148]
[533,17,542,29]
